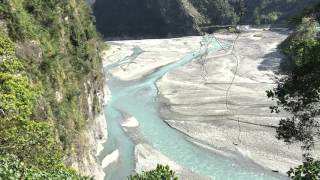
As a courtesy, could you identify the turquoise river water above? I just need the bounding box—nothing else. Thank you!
[101,38,285,180]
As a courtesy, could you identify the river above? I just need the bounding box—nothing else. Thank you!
[100,36,285,180]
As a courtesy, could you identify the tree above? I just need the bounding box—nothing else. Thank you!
[128,165,179,180]
[267,15,320,151]
[233,0,246,23]
[267,7,320,180]
[288,159,320,180]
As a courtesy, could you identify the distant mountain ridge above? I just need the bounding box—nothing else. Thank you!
[93,0,320,38]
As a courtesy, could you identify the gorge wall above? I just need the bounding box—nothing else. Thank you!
[93,0,320,38]
[93,0,202,38]
[0,0,107,178]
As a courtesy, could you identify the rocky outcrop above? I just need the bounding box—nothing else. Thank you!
[71,113,107,180]
[70,76,110,180]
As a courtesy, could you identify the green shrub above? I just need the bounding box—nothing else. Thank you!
[279,17,319,69]
[288,160,320,180]
[267,6,320,175]
[0,154,88,180]
[0,31,88,178]
[128,165,179,180]
[0,35,15,56]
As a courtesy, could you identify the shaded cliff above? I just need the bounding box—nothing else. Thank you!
[93,0,202,38]
[93,0,320,38]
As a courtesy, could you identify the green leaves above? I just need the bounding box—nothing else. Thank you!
[0,35,38,122]
[267,7,320,180]
[1,0,105,169]
[265,6,320,180]
[0,35,15,57]
[128,165,179,180]
[285,38,320,67]
[0,73,37,121]
[0,154,88,180]
[280,17,320,69]
[0,58,24,73]
[0,0,105,177]
[268,10,320,150]
[0,34,55,170]
[0,34,88,178]
[0,121,64,169]
[288,159,320,180]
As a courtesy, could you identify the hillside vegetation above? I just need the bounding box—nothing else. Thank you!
[0,0,105,178]
[270,3,320,151]
[267,3,320,179]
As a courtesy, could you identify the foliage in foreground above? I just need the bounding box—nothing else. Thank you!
[0,34,86,179]
[128,165,179,180]
[267,16,320,150]
[288,159,320,180]
[267,4,320,180]
[0,0,105,172]
[0,154,88,180]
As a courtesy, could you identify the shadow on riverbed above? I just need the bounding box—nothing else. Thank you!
[258,51,285,73]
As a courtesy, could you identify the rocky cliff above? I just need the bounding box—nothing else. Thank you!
[0,0,107,179]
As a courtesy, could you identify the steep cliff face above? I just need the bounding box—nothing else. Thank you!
[93,0,319,38]
[0,0,106,178]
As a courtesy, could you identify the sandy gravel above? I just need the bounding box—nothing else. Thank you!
[103,37,204,81]
[157,30,320,174]
[103,30,320,178]
[135,143,209,180]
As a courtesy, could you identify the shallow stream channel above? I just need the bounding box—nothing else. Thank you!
[99,36,286,180]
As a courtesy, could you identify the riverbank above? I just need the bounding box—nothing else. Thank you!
[103,36,204,81]
[102,38,211,178]
[156,30,320,174]
[100,30,298,179]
